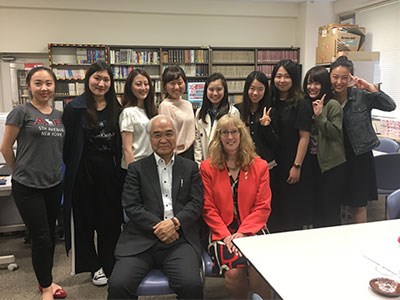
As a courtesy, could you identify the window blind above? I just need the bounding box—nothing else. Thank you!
[356,0,400,118]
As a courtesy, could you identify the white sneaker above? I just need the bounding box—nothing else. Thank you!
[92,268,108,286]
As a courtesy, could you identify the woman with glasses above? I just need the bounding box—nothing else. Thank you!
[200,114,272,299]
[63,61,123,286]
[194,73,239,165]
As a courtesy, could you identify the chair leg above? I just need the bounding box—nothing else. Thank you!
[385,195,388,220]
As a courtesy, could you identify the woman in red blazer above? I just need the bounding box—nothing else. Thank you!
[200,114,272,299]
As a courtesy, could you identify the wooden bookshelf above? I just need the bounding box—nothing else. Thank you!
[48,43,299,107]
[48,43,108,106]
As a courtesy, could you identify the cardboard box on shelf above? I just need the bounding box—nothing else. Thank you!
[316,24,367,64]
[337,51,380,61]
[316,50,380,65]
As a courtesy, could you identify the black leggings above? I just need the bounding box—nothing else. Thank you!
[12,179,63,288]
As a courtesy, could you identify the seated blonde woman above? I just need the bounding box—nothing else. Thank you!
[200,114,272,299]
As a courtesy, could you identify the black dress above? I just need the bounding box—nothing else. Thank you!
[268,98,313,232]
[342,126,378,207]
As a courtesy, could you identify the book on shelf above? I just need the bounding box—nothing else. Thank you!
[75,82,85,95]
[162,49,209,64]
[227,80,245,94]
[75,48,106,64]
[110,49,160,65]
[212,65,254,78]
[68,83,76,95]
[257,49,299,63]
[212,50,254,64]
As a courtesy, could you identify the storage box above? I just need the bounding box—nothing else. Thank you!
[316,50,380,65]
[316,24,366,64]
[337,51,380,61]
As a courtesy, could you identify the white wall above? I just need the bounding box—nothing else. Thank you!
[0,0,301,53]
[334,0,389,14]
[298,1,335,78]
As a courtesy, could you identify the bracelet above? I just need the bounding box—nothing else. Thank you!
[171,217,180,230]
[293,163,301,169]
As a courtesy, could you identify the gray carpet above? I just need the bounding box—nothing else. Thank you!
[0,196,385,300]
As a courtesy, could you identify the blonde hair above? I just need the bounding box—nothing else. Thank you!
[208,114,257,170]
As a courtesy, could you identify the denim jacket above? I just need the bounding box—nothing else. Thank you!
[343,87,396,155]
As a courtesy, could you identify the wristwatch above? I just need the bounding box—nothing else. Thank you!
[171,217,180,230]
[293,163,301,169]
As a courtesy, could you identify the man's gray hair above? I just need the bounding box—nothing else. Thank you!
[146,115,177,134]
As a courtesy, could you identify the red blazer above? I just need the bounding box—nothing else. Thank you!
[200,157,272,241]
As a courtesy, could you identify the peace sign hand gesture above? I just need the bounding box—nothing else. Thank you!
[260,107,272,126]
[312,94,325,117]
[349,74,378,92]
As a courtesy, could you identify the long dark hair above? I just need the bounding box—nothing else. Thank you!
[240,71,271,123]
[270,59,303,106]
[122,69,157,119]
[197,73,229,124]
[84,61,119,130]
[303,66,332,104]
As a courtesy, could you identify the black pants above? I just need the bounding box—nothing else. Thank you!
[12,179,63,288]
[108,241,203,299]
[72,151,123,277]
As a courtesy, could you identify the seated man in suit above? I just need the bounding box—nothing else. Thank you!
[108,115,204,299]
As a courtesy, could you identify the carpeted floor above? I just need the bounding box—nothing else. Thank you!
[0,196,385,300]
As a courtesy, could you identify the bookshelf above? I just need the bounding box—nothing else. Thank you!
[48,43,108,106]
[109,46,162,104]
[16,69,29,106]
[211,47,300,103]
[256,48,299,78]
[48,43,299,107]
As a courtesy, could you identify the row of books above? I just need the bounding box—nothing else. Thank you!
[110,49,159,65]
[257,50,299,63]
[112,65,160,80]
[76,48,106,64]
[212,50,255,64]
[162,49,209,64]
[53,68,86,80]
[55,81,84,97]
[227,80,246,94]
[162,64,208,77]
[114,80,161,94]
[212,65,254,78]
[256,65,275,78]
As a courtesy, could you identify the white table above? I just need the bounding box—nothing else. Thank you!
[233,220,400,300]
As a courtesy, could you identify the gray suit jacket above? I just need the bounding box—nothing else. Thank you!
[114,153,204,259]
